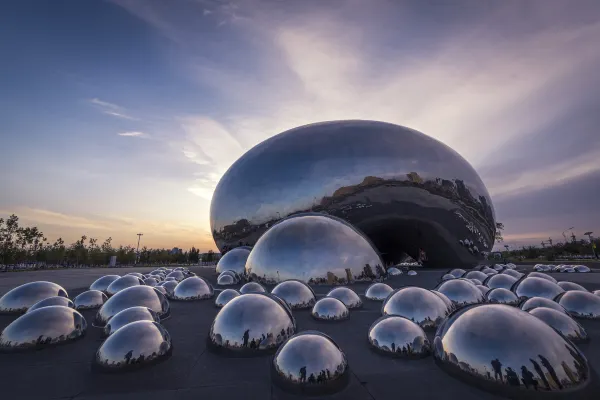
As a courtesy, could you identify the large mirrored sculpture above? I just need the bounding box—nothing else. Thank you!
[433,304,593,397]
[27,296,74,313]
[244,213,384,285]
[106,276,144,297]
[368,316,431,358]
[215,289,240,308]
[435,279,484,308]
[326,287,362,309]
[240,282,266,294]
[272,331,349,395]
[556,291,600,319]
[485,288,519,306]
[512,277,565,300]
[483,274,517,290]
[94,286,170,327]
[171,277,214,301]
[94,320,172,372]
[90,275,120,293]
[103,306,160,337]
[210,120,496,268]
[365,283,394,301]
[520,297,568,314]
[0,281,69,314]
[557,281,588,292]
[382,287,448,329]
[215,247,251,276]
[311,298,349,321]
[0,306,86,352]
[529,307,588,343]
[208,293,296,355]
[73,290,108,310]
[271,280,316,309]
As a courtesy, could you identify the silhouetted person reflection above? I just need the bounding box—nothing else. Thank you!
[299,366,307,383]
[539,354,563,389]
[505,367,520,386]
[308,373,316,384]
[125,350,133,365]
[521,366,538,390]
[242,329,250,347]
[391,342,396,353]
[491,358,503,381]
[530,358,551,390]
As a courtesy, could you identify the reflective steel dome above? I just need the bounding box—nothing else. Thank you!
[94,320,172,372]
[153,286,167,296]
[0,306,86,352]
[476,285,490,296]
[407,270,417,276]
[512,277,565,300]
[106,275,144,297]
[272,331,349,395]
[485,288,519,306]
[557,281,588,292]
[502,269,523,279]
[244,213,384,285]
[365,283,394,301]
[94,286,170,327]
[215,247,251,276]
[103,306,160,337]
[215,289,240,308]
[431,290,454,312]
[210,120,496,268]
[520,297,568,314]
[220,270,240,282]
[528,272,558,283]
[433,304,592,397]
[435,279,484,308]
[73,290,108,310]
[143,277,159,286]
[556,291,600,319]
[126,272,144,279]
[463,270,487,282]
[208,293,296,355]
[217,274,236,286]
[311,298,349,321]
[0,281,69,314]
[382,287,448,329]
[326,287,362,309]
[529,307,588,343]
[158,280,178,297]
[165,271,185,282]
[239,282,266,294]
[448,269,466,278]
[90,275,120,292]
[387,267,402,276]
[171,277,214,301]
[27,296,74,313]
[441,274,456,281]
[368,316,431,358]
[483,274,517,290]
[271,280,316,309]
[468,278,482,286]
[574,265,591,273]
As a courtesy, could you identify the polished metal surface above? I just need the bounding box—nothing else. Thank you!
[215,247,251,276]
[326,287,362,309]
[485,288,519,306]
[153,286,167,295]
[557,281,589,292]
[126,273,145,279]
[73,290,108,310]
[244,213,385,285]
[476,285,490,296]
[368,316,431,358]
[272,331,349,395]
[501,269,523,279]
[365,283,394,301]
[431,290,454,312]
[143,277,159,286]
[90,275,121,292]
[574,265,591,273]
[448,269,466,278]
[217,274,236,286]
[272,280,316,309]
[556,291,600,319]
[407,270,417,276]
[529,307,588,343]
[0,306,86,352]
[103,306,160,337]
[520,297,568,314]
[435,279,484,308]
[171,277,214,301]
[215,289,240,308]
[220,270,240,282]
[94,320,172,372]
[433,304,592,397]
[311,298,349,321]
[106,275,144,297]
[27,296,74,313]
[528,272,558,284]
[382,287,448,329]
[468,278,482,285]
[165,271,185,282]
[483,274,517,290]
[441,274,456,281]
[387,267,402,276]
[208,293,296,355]
[0,281,69,314]
[512,277,565,300]
[210,120,496,268]
[240,282,266,294]
[94,286,170,327]
[158,280,178,297]
[463,270,488,282]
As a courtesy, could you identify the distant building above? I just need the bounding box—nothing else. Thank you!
[170,247,183,255]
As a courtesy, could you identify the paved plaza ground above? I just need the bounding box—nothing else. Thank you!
[1,266,599,399]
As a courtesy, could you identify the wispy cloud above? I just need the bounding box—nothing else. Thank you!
[89,97,139,120]
[118,131,148,138]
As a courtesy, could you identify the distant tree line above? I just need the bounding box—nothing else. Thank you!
[0,214,216,267]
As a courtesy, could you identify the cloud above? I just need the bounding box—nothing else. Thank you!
[89,98,139,120]
[203,9,212,16]
[118,131,148,138]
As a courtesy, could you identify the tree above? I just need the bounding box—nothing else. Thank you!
[495,222,504,243]
[189,247,200,263]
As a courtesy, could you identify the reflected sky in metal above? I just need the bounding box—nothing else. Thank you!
[94,320,172,372]
[245,213,384,285]
[520,297,568,314]
[368,316,431,358]
[528,272,558,284]
[217,274,236,286]
[433,304,592,397]
[158,280,178,297]
[27,296,74,313]
[512,277,565,301]
[476,285,490,296]
[311,298,349,321]
[240,282,266,294]
[215,247,251,275]
[326,287,362,309]
[463,270,488,282]
[501,269,523,279]
[0,306,86,352]
[165,271,185,282]
[0,281,69,314]
[556,291,600,320]
[387,267,402,276]
[73,290,107,310]
[529,307,588,343]
[90,275,120,293]
[208,293,296,355]
[431,290,454,312]
[272,330,349,395]
[365,283,394,301]
[153,286,167,296]
[574,265,591,273]
[94,286,170,327]
[210,121,495,268]
[382,287,448,329]
[557,281,589,292]
[220,270,240,281]
[126,273,144,279]
[435,279,484,308]
[483,274,517,291]
[485,288,519,306]
[272,280,316,309]
[143,277,159,286]
[103,306,160,337]
[448,269,466,278]
[171,277,214,301]
[215,289,240,308]
[442,274,456,281]
[106,276,144,297]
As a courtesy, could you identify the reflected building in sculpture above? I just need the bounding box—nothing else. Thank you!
[210,120,495,268]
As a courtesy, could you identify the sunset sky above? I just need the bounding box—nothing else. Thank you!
[1,0,599,251]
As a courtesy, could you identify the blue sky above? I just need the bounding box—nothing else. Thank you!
[1,0,599,251]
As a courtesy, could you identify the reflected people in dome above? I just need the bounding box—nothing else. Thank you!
[435,279,484,309]
[311,298,349,321]
[271,280,317,309]
[368,316,431,358]
[73,290,108,310]
[215,289,241,308]
[529,307,588,343]
[326,287,362,309]
[94,286,170,327]
[0,281,69,314]
[382,287,448,329]
[171,277,214,301]
[512,277,565,301]
[556,291,600,320]
[520,296,568,314]
[365,283,394,301]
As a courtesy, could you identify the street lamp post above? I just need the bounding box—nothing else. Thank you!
[136,233,143,264]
